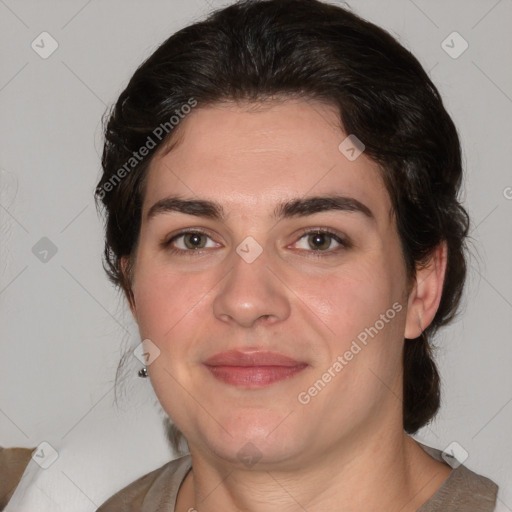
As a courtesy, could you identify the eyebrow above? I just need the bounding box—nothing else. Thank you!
[146,194,375,223]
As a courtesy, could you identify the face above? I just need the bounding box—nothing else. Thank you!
[127,99,413,468]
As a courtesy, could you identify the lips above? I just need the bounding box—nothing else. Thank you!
[203,350,308,388]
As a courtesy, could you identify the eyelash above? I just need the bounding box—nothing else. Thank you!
[161,228,352,257]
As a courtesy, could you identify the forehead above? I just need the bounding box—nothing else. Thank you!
[143,99,392,226]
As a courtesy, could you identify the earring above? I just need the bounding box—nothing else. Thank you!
[138,367,148,378]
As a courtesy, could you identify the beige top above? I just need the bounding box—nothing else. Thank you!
[0,447,35,510]
[96,441,499,511]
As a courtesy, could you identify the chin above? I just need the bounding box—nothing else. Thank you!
[196,413,306,469]
[209,438,302,470]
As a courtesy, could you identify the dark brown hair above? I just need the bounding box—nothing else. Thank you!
[95,0,470,449]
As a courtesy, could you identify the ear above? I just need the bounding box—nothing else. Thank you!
[120,256,137,320]
[404,241,448,339]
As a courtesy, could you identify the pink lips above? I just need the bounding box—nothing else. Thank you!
[203,350,307,388]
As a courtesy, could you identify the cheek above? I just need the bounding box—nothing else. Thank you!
[296,278,367,343]
[296,264,393,338]
[300,270,406,412]
[132,263,209,343]
[303,264,407,397]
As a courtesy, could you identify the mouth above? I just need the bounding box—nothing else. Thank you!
[203,350,308,388]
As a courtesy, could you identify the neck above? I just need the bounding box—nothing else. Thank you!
[176,428,451,512]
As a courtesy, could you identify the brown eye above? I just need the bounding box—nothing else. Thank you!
[293,229,348,253]
[182,232,207,249]
[307,232,333,251]
[164,230,219,254]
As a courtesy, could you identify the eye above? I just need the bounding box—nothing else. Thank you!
[162,228,351,257]
[292,229,350,254]
[163,230,219,253]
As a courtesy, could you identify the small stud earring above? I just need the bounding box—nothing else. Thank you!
[138,367,148,378]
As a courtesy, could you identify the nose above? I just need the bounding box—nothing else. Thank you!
[212,247,291,329]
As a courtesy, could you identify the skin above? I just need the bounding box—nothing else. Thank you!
[122,99,452,511]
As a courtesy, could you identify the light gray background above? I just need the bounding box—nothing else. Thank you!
[1,0,511,509]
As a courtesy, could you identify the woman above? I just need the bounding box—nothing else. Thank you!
[95,0,499,510]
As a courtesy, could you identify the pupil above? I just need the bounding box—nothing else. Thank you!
[187,233,204,249]
[311,233,328,250]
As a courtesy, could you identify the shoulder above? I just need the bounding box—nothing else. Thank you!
[416,441,499,512]
[96,455,192,512]
[0,447,35,509]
